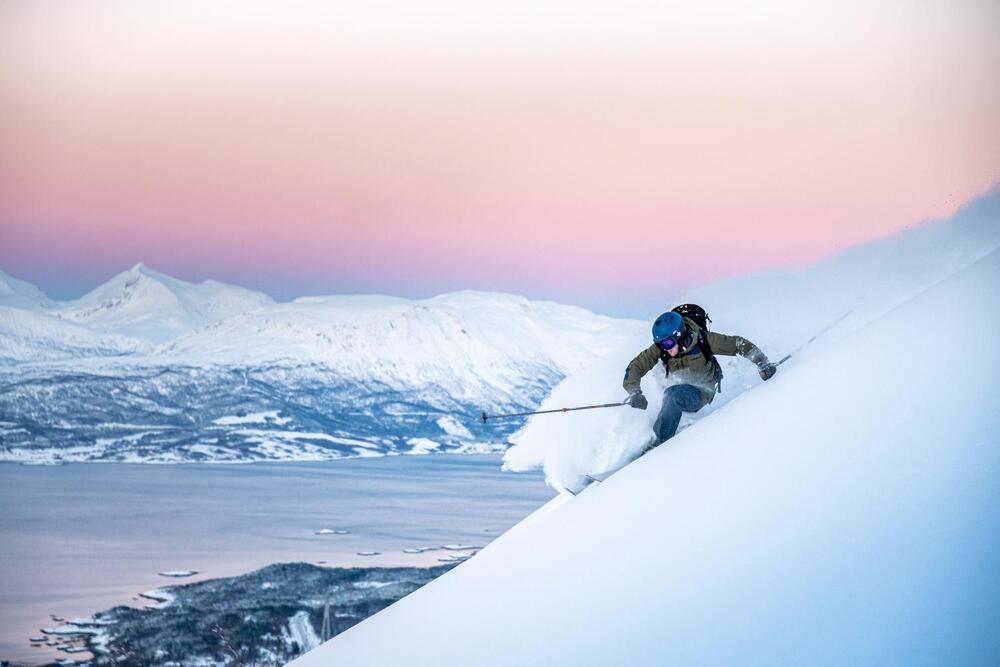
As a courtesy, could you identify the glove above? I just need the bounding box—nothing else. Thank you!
[758,362,777,381]
[626,392,648,410]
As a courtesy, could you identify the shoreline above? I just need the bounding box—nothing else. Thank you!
[10,554,476,667]
[59,561,463,666]
[0,455,552,665]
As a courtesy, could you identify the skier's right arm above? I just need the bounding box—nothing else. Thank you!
[623,344,660,395]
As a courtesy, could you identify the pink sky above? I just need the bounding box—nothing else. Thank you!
[0,0,997,315]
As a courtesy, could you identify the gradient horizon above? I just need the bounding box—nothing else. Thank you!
[1,0,997,317]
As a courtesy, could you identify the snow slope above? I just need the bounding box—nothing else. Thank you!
[291,247,1000,666]
[0,306,147,362]
[0,269,55,310]
[678,184,1000,363]
[50,263,274,342]
[504,187,1000,490]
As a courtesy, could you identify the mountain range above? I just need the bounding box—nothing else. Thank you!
[0,265,638,463]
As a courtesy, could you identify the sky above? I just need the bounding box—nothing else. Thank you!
[0,0,997,317]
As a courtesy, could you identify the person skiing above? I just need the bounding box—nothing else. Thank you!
[623,307,776,448]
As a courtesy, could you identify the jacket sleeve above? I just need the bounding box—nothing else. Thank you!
[707,331,769,366]
[623,344,661,394]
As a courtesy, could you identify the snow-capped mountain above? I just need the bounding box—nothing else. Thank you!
[50,262,274,342]
[0,269,55,310]
[0,275,637,463]
[157,290,632,406]
[290,222,1000,665]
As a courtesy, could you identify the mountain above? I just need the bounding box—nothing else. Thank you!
[49,263,274,343]
[158,290,633,403]
[0,306,147,363]
[0,286,638,463]
[290,247,1000,666]
[0,269,55,310]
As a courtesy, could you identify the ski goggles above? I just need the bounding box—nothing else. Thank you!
[657,337,679,352]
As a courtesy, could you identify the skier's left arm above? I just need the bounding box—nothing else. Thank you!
[706,332,776,380]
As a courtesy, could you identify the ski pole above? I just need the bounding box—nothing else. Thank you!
[481,401,627,423]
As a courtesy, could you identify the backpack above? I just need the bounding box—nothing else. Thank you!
[672,303,711,331]
[664,303,724,392]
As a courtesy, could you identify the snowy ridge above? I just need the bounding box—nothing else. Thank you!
[0,269,56,310]
[50,262,274,343]
[158,290,632,401]
[678,183,1000,356]
[291,247,1000,665]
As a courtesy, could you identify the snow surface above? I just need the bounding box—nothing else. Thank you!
[504,187,1000,491]
[212,411,292,426]
[0,269,56,310]
[0,306,147,362]
[138,589,175,609]
[291,206,1000,665]
[407,437,441,454]
[284,611,322,654]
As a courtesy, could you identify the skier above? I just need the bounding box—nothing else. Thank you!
[624,308,776,448]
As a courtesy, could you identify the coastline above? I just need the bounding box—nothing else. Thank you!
[0,455,553,665]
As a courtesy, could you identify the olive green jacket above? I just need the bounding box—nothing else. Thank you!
[623,318,768,404]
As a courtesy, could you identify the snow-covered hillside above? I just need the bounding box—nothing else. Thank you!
[0,269,56,310]
[158,290,629,404]
[0,269,635,463]
[0,306,147,363]
[679,183,1000,357]
[291,242,1000,665]
[50,262,274,342]
[505,186,1000,491]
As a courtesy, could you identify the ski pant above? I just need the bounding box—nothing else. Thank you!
[652,383,709,446]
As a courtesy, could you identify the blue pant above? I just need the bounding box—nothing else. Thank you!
[652,384,708,445]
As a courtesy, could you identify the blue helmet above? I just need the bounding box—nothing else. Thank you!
[652,311,684,344]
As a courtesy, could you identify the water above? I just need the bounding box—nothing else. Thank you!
[0,455,553,664]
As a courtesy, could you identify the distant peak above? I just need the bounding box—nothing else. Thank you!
[124,262,169,281]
